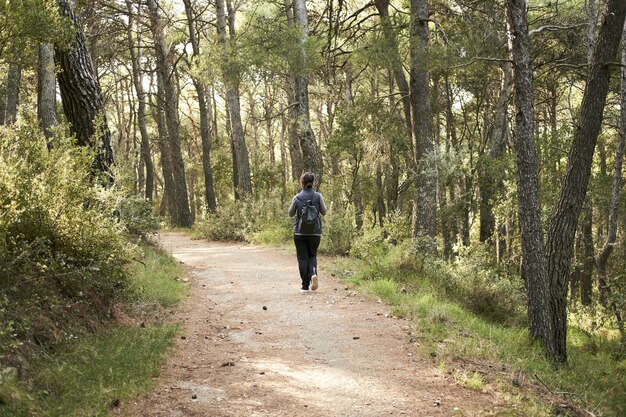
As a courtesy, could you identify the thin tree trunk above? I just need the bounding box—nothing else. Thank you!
[409,0,437,247]
[374,0,413,154]
[153,80,177,220]
[292,0,323,185]
[4,61,21,125]
[479,62,513,248]
[38,43,58,146]
[580,204,594,305]
[126,0,154,201]
[147,0,192,227]
[183,0,217,212]
[216,0,252,198]
[505,0,555,357]
[596,21,626,336]
[545,0,626,362]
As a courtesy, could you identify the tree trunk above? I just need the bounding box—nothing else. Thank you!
[55,0,114,178]
[5,61,21,125]
[126,0,154,201]
[292,0,323,185]
[183,0,217,212]
[580,204,594,305]
[479,62,513,248]
[147,0,192,227]
[153,78,177,220]
[409,0,437,247]
[37,43,58,145]
[505,0,555,357]
[597,20,626,314]
[216,0,252,198]
[374,0,413,150]
[545,0,626,363]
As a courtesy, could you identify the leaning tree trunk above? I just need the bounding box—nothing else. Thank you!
[37,43,58,145]
[126,0,154,201]
[4,61,21,125]
[147,0,192,227]
[55,0,114,178]
[292,0,323,185]
[216,0,252,198]
[183,0,217,212]
[409,0,437,247]
[505,0,555,358]
[545,0,626,363]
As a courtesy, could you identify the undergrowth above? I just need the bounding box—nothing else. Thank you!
[334,250,626,416]
[0,244,185,417]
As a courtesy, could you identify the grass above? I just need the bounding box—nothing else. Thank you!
[0,244,187,417]
[330,256,626,417]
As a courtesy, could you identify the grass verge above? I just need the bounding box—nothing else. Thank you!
[332,256,626,417]
[0,243,186,417]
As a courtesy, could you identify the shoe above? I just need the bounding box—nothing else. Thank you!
[300,288,310,293]
[311,274,318,291]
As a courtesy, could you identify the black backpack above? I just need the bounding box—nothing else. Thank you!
[298,198,319,234]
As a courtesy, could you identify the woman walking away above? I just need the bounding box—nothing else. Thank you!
[288,172,328,292]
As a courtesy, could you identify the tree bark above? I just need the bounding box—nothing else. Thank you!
[545,0,626,362]
[183,0,217,212]
[4,61,21,125]
[126,1,154,201]
[216,0,252,198]
[292,0,323,185]
[409,0,437,248]
[37,43,58,145]
[55,0,114,179]
[505,0,555,357]
[147,0,192,227]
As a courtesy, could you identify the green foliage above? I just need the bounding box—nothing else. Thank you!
[319,207,354,256]
[0,324,179,417]
[0,121,156,363]
[194,196,290,243]
[128,245,187,309]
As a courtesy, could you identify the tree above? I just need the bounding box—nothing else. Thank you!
[409,0,436,245]
[216,0,252,199]
[292,0,323,184]
[55,0,114,178]
[37,43,58,145]
[506,0,555,357]
[182,0,217,212]
[146,0,192,227]
[508,0,626,362]
[125,0,154,201]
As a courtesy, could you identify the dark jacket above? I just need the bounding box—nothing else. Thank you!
[288,188,328,235]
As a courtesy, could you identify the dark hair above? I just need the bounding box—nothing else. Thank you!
[300,172,315,189]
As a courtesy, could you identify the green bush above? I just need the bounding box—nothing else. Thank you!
[0,123,136,362]
[319,207,354,255]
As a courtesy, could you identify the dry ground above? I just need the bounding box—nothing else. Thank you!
[128,232,510,416]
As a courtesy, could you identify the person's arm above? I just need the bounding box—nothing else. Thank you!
[288,197,298,217]
[318,194,328,215]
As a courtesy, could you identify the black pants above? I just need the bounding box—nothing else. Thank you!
[293,234,321,289]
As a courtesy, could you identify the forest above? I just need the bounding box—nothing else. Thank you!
[1,0,626,414]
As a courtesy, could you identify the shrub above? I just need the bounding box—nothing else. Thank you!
[319,207,354,255]
[0,123,135,363]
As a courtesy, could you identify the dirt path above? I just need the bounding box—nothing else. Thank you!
[129,233,507,416]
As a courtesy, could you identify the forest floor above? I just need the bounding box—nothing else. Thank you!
[126,232,514,416]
